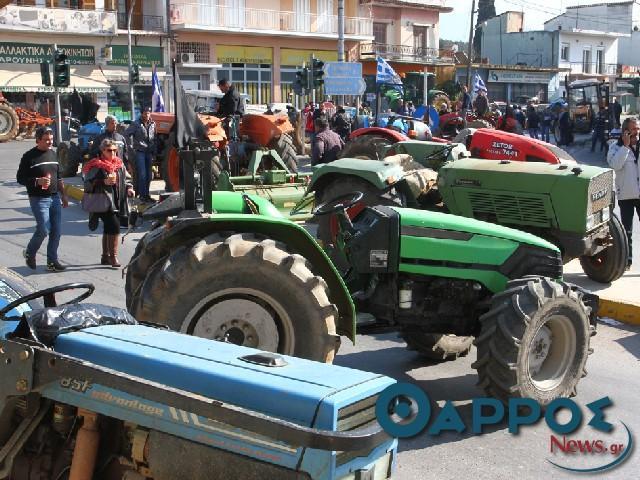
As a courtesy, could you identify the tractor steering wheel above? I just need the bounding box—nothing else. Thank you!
[0,283,95,319]
[313,191,364,216]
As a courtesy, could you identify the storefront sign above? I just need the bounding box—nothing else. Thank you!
[281,49,338,67]
[489,70,551,84]
[0,4,116,35]
[0,43,94,65]
[1,86,108,93]
[216,45,272,64]
[107,46,164,68]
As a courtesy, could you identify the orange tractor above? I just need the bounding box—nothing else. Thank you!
[0,92,54,142]
[152,111,298,192]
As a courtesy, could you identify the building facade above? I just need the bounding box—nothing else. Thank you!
[0,0,168,121]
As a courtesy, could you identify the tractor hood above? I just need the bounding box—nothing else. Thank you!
[392,206,559,252]
[309,159,405,191]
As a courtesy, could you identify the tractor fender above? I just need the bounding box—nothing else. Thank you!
[154,213,357,342]
[349,127,408,143]
[308,159,405,194]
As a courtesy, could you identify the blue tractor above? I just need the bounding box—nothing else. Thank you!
[56,121,104,177]
[0,266,397,479]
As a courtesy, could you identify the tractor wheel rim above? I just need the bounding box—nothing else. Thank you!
[181,288,295,354]
[0,111,9,134]
[527,315,576,391]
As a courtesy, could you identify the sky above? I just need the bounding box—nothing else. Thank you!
[439,0,607,41]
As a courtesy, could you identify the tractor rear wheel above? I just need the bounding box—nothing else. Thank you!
[0,103,19,142]
[315,176,404,271]
[269,134,298,172]
[56,141,82,177]
[579,214,628,283]
[339,135,394,160]
[162,133,181,192]
[128,232,340,363]
[472,277,592,405]
[401,330,473,361]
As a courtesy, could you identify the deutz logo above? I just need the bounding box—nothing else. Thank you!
[591,189,608,201]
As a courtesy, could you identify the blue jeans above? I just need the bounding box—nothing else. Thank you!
[27,194,62,262]
[528,128,539,139]
[540,124,550,143]
[135,151,153,197]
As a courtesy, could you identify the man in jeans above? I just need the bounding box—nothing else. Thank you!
[16,127,69,271]
[607,117,640,269]
[125,107,156,203]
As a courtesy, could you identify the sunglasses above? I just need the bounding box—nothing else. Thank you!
[105,149,118,152]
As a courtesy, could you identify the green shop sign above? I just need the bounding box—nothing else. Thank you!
[0,43,94,64]
[107,46,163,68]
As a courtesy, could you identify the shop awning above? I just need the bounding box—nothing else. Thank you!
[101,68,168,83]
[0,66,111,93]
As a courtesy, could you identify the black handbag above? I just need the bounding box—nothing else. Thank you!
[81,192,111,213]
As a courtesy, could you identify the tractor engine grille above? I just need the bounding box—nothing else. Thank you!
[467,192,551,227]
[336,394,379,466]
[588,170,614,214]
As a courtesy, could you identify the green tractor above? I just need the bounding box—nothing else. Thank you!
[126,150,597,405]
[307,139,627,284]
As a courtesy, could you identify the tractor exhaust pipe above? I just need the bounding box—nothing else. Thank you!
[69,409,100,480]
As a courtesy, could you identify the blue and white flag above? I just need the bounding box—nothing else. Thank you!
[473,73,487,94]
[152,64,165,112]
[376,56,402,85]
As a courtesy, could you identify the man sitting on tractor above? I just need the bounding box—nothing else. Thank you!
[217,79,245,117]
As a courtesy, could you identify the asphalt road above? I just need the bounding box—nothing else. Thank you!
[0,139,638,479]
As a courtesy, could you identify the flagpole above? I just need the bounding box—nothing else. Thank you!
[466,0,476,89]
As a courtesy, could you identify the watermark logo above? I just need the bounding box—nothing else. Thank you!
[375,383,634,473]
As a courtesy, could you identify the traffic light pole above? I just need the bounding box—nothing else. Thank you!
[52,43,62,145]
[310,55,316,104]
[127,0,137,119]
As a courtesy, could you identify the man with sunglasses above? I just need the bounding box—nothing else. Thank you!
[16,126,69,272]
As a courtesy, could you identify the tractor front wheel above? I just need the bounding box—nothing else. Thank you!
[472,277,593,405]
[0,103,19,142]
[128,232,340,363]
[579,214,628,284]
[402,330,473,361]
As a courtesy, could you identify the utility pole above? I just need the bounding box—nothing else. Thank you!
[52,44,62,145]
[127,0,138,118]
[337,0,345,105]
[466,0,476,89]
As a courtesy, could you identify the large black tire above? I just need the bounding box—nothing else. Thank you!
[269,134,298,173]
[56,141,82,177]
[315,176,404,271]
[401,330,473,361]
[128,232,340,363]
[339,135,394,160]
[472,277,593,405]
[0,103,19,142]
[579,214,628,283]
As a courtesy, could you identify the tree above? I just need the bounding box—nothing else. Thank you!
[473,0,496,60]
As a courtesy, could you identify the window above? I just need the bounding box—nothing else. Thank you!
[596,49,605,74]
[561,43,569,61]
[176,42,210,63]
[373,22,387,44]
[582,47,592,73]
[221,63,272,104]
[414,26,428,52]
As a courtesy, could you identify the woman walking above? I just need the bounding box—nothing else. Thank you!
[82,139,134,267]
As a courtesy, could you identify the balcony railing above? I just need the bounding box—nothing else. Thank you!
[560,61,618,75]
[169,2,372,37]
[117,13,165,32]
[359,42,454,63]
[0,4,117,35]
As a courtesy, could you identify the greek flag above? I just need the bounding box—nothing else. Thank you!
[473,73,487,94]
[376,56,402,85]
[152,64,165,112]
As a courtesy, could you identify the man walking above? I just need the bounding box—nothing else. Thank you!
[125,107,156,203]
[607,117,640,269]
[460,85,472,125]
[611,96,622,128]
[90,115,128,165]
[17,126,69,271]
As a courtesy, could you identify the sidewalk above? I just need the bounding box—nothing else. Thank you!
[64,175,165,204]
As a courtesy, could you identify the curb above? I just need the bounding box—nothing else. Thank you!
[64,184,84,202]
[598,297,640,326]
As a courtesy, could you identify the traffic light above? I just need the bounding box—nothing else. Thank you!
[293,68,309,95]
[130,64,140,84]
[40,62,51,86]
[311,58,324,88]
[53,50,70,88]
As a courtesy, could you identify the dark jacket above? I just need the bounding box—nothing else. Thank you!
[332,112,351,140]
[89,130,128,164]
[218,85,245,116]
[125,119,156,154]
[83,162,131,219]
[526,110,540,129]
[474,95,488,116]
[312,128,345,166]
[461,92,472,110]
[17,147,61,197]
